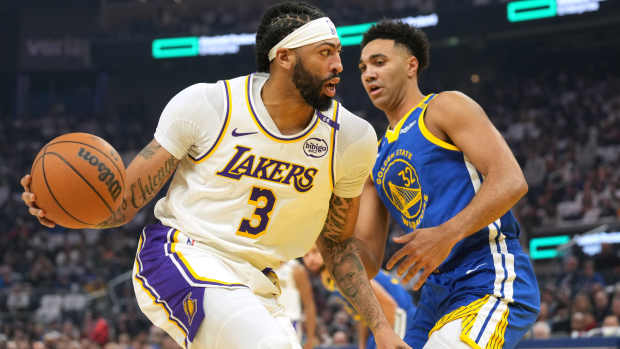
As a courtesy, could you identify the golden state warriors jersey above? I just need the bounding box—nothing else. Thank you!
[153,74,377,271]
[372,95,540,349]
[372,94,523,272]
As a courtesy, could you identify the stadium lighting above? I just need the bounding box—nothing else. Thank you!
[152,13,439,59]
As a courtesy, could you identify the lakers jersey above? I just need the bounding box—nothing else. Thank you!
[152,73,377,271]
[372,94,523,272]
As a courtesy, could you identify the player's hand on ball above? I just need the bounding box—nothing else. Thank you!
[20,174,56,228]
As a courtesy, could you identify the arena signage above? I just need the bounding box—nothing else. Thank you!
[530,231,620,260]
[507,0,603,22]
[152,14,438,59]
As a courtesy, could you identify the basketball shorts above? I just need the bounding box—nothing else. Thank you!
[132,223,300,349]
[407,238,540,349]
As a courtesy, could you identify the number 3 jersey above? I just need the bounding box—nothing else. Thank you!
[152,73,377,271]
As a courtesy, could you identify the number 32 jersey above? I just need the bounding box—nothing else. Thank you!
[152,73,377,271]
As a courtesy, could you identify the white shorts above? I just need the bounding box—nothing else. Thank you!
[132,223,301,349]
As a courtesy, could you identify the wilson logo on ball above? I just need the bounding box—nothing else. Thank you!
[78,148,123,200]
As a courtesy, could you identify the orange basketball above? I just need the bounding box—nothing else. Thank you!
[30,132,126,229]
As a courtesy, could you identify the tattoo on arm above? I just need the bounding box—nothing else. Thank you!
[138,142,161,160]
[96,198,129,228]
[132,155,178,205]
[97,146,179,229]
[317,195,388,333]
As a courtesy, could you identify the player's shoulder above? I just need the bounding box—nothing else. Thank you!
[429,90,482,114]
[171,82,225,103]
[336,103,377,140]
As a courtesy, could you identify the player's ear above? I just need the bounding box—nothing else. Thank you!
[407,55,419,78]
[274,48,296,70]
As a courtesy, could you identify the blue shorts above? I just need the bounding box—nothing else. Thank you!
[407,238,540,349]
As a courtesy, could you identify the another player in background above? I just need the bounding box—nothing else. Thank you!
[303,245,417,349]
[276,259,318,349]
[356,21,540,348]
[20,2,411,349]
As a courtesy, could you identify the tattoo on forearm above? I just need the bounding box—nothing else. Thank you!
[97,198,128,228]
[317,195,388,332]
[139,142,161,159]
[320,195,349,243]
[134,155,177,203]
[97,152,178,229]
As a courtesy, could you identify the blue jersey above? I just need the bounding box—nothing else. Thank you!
[372,93,522,272]
[371,94,539,348]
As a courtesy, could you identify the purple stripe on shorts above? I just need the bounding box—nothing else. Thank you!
[136,223,206,342]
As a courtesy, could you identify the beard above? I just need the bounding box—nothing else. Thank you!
[292,57,335,111]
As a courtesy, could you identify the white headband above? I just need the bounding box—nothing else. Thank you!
[268,17,338,61]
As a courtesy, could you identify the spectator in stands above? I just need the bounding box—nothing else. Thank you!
[600,315,620,337]
[578,259,605,294]
[611,294,620,319]
[531,321,551,339]
[572,292,593,314]
[537,301,551,324]
[331,330,350,346]
[570,311,588,338]
[594,243,620,285]
[557,255,580,296]
[593,289,611,324]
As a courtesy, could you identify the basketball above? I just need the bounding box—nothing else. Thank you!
[30,132,126,229]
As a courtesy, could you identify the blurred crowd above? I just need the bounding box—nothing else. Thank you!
[101,0,511,39]
[529,250,620,340]
[484,71,620,228]
[1,52,620,349]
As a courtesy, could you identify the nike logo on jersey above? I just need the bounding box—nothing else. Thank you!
[232,128,258,137]
[465,263,486,275]
[216,145,317,193]
[400,120,417,134]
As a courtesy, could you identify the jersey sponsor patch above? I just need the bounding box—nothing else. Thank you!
[303,137,329,158]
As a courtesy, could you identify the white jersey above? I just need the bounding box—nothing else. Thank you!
[153,73,377,271]
[276,259,303,321]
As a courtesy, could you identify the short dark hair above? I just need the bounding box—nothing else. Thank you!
[361,21,430,74]
[255,1,326,72]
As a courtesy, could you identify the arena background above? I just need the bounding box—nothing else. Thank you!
[1,0,619,348]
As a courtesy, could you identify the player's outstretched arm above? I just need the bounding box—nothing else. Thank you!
[354,177,390,278]
[316,194,410,349]
[357,280,399,349]
[21,138,179,229]
[293,264,318,349]
[96,139,179,228]
[358,321,370,349]
[371,279,398,328]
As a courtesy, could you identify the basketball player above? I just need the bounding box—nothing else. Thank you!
[20,3,411,349]
[355,21,540,348]
[303,245,417,349]
[275,259,317,349]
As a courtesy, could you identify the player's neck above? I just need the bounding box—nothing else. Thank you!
[261,78,315,135]
[385,85,425,129]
